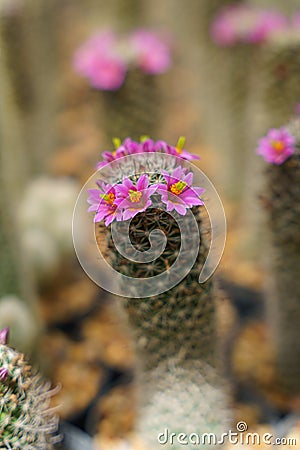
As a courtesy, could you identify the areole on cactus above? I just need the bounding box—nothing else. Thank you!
[0,327,60,449]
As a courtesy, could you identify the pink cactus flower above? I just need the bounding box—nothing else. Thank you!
[157,167,205,215]
[129,29,171,74]
[256,127,295,165]
[0,327,9,345]
[87,182,123,225]
[114,174,157,220]
[73,30,127,90]
[96,137,199,168]
[211,4,288,47]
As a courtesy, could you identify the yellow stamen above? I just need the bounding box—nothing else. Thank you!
[101,192,115,205]
[129,190,142,203]
[175,136,186,154]
[140,135,150,142]
[112,137,121,149]
[170,181,187,195]
[272,140,285,153]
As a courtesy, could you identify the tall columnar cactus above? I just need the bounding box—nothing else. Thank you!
[0,327,60,449]
[198,1,285,200]
[257,120,300,395]
[241,29,300,259]
[86,137,231,447]
[0,23,39,351]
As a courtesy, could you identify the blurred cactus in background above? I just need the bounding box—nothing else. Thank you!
[207,2,287,202]
[0,0,60,174]
[0,327,60,449]
[73,28,172,145]
[0,20,40,353]
[19,176,80,285]
[88,138,231,448]
[257,121,300,396]
[241,22,300,260]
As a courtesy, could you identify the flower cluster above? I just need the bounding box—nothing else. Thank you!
[88,138,204,225]
[256,127,296,165]
[211,4,288,47]
[96,136,199,169]
[73,29,172,90]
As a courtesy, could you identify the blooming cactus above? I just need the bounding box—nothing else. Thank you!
[258,120,300,396]
[88,137,214,366]
[86,137,231,446]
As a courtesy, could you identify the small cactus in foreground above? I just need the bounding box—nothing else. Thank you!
[0,327,60,449]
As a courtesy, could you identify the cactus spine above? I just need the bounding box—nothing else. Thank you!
[0,328,60,449]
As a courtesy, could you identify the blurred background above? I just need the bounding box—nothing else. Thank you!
[1,0,300,449]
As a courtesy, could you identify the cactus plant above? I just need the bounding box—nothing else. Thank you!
[86,137,231,447]
[0,327,60,449]
[207,3,288,201]
[257,120,300,395]
[0,22,40,352]
[73,29,172,146]
[240,27,300,260]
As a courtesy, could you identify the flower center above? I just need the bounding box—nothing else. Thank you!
[129,189,142,203]
[272,140,285,153]
[170,181,187,195]
[175,147,182,154]
[101,192,115,205]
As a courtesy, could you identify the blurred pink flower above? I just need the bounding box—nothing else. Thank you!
[0,327,9,345]
[73,30,127,90]
[295,103,300,115]
[129,29,171,74]
[292,12,300,28]
[211,4,287,46]
[256,127,295,165]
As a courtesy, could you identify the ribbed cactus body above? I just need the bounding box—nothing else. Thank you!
[0,341,59,449]
[265,122,300,395]
[100,70,160,145]
[98,205,216,370]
